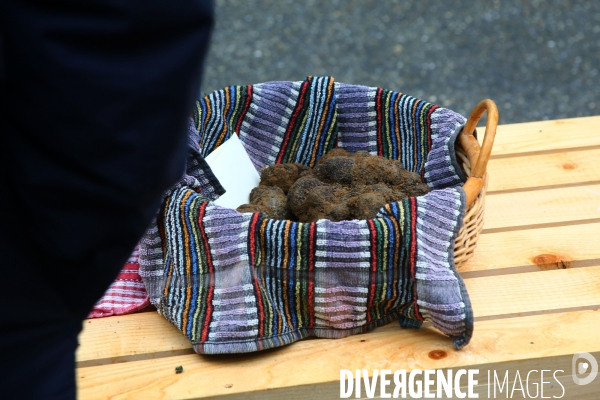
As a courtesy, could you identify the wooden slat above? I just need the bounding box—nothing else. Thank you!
[460,222,600,276]
[77,313,193,366]
[486,147,600,193]
[467,265,600,319]
[483,183,600,232]
[480,115,600,157]
[76,309,600,399]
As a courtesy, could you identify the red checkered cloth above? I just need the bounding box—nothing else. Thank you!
[87,245,150,318]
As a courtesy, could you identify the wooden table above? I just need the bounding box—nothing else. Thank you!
[76,116,600,399]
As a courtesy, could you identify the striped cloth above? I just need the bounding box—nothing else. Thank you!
[88,246,149,318]
[140,77,473,353]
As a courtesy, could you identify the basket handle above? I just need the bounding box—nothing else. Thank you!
[459,99,499,206]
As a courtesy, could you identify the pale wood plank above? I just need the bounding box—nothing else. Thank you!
[479,115,600,156]
[466,265,600,319]
[486,147,600,193]
[459,222,600,276]
[483,183,600,231]
[77,313,193,366]
[76,309,600,399]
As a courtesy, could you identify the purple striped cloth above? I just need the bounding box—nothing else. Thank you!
[139,77,474,353]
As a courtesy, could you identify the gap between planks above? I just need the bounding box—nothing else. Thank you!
[487,180,600,196]
[460,258,600,278]
[482,218,600,234]
[77,348,196,369]
[489,144,600,160]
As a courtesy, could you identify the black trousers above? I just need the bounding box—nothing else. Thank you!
[0,1,213,398]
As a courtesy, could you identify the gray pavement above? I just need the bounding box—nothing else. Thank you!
[202,0,599,124]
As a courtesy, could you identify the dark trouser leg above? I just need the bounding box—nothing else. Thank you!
[0,0,214,397]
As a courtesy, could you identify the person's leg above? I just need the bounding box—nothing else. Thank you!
[0,166,82,399]
[0,0,214,397]
[1,322,81,400]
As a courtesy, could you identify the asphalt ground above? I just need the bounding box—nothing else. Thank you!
[202,0,599,124]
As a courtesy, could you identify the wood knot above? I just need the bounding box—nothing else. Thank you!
[562,162,577,170]
[428,350,447,360]
[532,253,570,270]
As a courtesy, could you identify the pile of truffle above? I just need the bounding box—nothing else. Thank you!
[236,148,430,222]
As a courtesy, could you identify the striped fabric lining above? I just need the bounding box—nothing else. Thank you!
[239,80,299,169]
[140,77,473,353]
[88,246,150,318]
[374,88,437,174]
[195,77,338,169]
[194,85,253,157]
[334,84,378,154]
[153,185,469,353]
[275,76,338,167]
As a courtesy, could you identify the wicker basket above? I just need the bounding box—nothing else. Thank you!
[453,99,498,268]
[140,87,499,353]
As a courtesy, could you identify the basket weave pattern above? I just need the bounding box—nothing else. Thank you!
[453,98,498,268]
[454,146,487,268]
